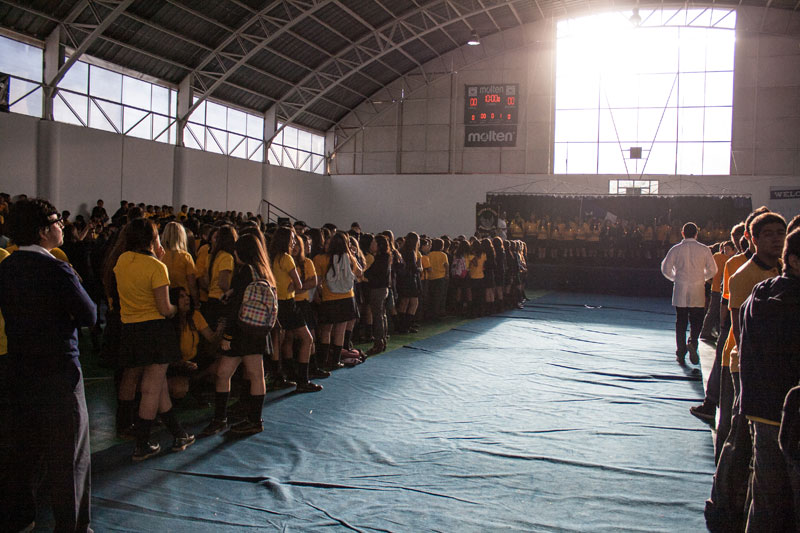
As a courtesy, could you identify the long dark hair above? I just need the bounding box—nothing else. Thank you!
[236,233,275,285]
[326,231,353,278]
[268,226,294,261]
[307,228,325,258]
[400,232,420,267]
[293,233,308,280]
[375,234,390,256]
[208,225,237,278]
[125,218,159,255]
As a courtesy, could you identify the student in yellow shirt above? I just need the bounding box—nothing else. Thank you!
[167,287,220,400]
[113,218,194,461]
[292,234,323,373]
[161,222,199,304]
[269,227,321,393]
[202,225,237,331]
[194,226,215,303]
[427,238,449,319]
[313,231,362,370]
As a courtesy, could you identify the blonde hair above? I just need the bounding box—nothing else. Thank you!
[162,221,188,253]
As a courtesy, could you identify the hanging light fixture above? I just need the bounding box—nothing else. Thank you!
[629,7,642,26]
[467,31,481,46]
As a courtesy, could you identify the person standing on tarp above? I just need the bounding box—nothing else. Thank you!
[0,198,97,532]
[660,222,717,366]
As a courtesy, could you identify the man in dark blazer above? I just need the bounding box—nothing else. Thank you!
[0,198,97,532]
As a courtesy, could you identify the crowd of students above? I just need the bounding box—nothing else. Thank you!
[0,194,530,463]
[683,206,800,532]
[506,212,731,267]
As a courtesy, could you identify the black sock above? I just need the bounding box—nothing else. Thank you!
[214,391,230,421]
[136,418,154,447]
[283,358,296,381]
[249,394,265,423]
[118,399,136,430]
[160,408,185,438]
[316,344,329,370]
[329,344,342,367]
[297,362,309,384]
[343,330,352,349]
[268,358,280,377]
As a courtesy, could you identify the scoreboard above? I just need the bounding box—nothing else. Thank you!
[464,84,519,147]
[465,84,518,125]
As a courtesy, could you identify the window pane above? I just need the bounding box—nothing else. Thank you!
[299,151,312,172]
[186,123,205,148]
[283,147,298,168]
[152,85,170,115]
[704,106,732,141]
[153,115,170,142]
[655,107,678,142]
[312,154,325,174]
[597,143,628,174]
[54,92,88,125]
[679,28,707,72]
[643,142,676,174]
[184,127,202,150]
[9,80,42,117]
[678,73,706,107]
[248,114,264,139]
[227,108,247,135]
[312,134,324,155]
[706,30,735,70]
[122,76,151,110]
[0,35,42,81]
[206,127,225,154]
[703,142,730,174]
[563,143,597,174]
[554,143,568,174]
[89,66,122,102]
[248,140,264,162]
[89,99,121,132]
[59,60,88,93]
[678,107,704,141]
[638,73,677,107]
[283,126,298,148]
[170,90,177,117]
[297,130,312,152]
[206,101,226,129]
[127,113,152,140]
[555,110,597,142]
[705,72,733,106]
[229,133,245,157]
[123,107,149,135]
[267,144,281,165]
[676,142,703,174]
[637,108,664,143]
[556,74,600,109]
[601,74,637,109]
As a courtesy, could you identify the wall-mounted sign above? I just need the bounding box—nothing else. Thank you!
[770,187,800,200]
[464,84,519,147]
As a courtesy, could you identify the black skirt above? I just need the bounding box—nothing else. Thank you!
[277,298,306,331]
[119,318,180,367]
[296,299,317,330]
[318,296,359,325]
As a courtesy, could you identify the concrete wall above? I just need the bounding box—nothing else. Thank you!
[0,112,328,223]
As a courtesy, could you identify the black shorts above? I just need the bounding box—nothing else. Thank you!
[295,299,317,330]
[119,318,180,367]
[277,298,306,331]
[317,296,359,325]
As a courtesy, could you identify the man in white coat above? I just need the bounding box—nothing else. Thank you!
[661,222,717,365]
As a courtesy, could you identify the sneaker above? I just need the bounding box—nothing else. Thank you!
[295,381,323,393]
[688,345,699,365]
[199,418,228,437]
[690,403,717,427]
[309,367,331,379]
[172,433,196,452]
[228,419,264,435]
[132,441,161,462]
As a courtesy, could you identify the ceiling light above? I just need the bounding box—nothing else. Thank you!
[467,31,480,46]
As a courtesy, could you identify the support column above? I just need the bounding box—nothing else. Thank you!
[175,76,192,147]
[261,107,277,221]
[172,147,188,210]
[36,120,60,206]
[42,28,64,121]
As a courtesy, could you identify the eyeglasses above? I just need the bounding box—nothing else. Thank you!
[46,213,64,227]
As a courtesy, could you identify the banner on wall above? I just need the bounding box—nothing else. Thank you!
[770,187,800,200]
[769,186,800,221]
[476,203,499,237]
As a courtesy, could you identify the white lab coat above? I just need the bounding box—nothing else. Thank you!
[661,238,717,307]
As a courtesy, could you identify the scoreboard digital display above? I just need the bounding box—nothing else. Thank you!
[465,84,519,125]
[464,84,519,147]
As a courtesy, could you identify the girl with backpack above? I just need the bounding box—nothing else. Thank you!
[313,231,361,370]
[200,232,277,437]
[270,227,322,394]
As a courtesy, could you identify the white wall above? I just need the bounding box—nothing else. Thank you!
[0,112,327,223]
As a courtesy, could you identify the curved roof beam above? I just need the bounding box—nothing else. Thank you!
[177,0,338,124]
[267,0,521,143]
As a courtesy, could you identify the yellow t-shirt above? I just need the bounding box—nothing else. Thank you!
[114,251,170,324]
[195,244,210,302]
[208,251,234,300]
[273,252,297,300]
[428,251,449,280]
[365,253,375,269]
[180,310,208,361]
[313,254,354,301]
[0,247,9,355]
[711,252,728,293]
[162,250,196,293]
[421,254,431,281]
[469,253,486,279]
[722,256,780,372]
[722,253,748,301]
[294,257,316,302]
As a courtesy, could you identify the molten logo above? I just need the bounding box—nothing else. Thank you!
[466,130,515,143]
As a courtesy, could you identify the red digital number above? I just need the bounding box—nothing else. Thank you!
[507,114,512,120]
[471,114,475,122]
[507,96,515,106]
[480,113,486,119]
[485,94,501,103]
[469,97,478,107]
[490,113,495,119]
